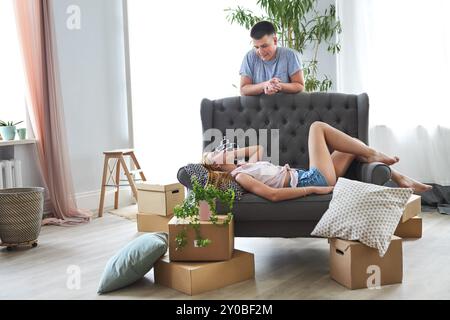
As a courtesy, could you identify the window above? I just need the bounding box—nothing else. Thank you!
[127,0,261,182]
[0,0,26,127]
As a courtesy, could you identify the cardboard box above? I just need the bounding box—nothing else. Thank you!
[137,213,172,233]
[136,182,185,216]
[154,250,255,295]
[329,236,403,290]
[394,216,422,239]
[401,195,421,223]
[168,215,234,262]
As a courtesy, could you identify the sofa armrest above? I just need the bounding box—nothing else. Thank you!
[177,167,192,189]
[354,162,392,186]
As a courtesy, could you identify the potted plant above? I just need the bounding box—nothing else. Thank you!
[173,176,235,250]
[0,121,24,141]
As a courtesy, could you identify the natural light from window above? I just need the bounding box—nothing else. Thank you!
[0,0,26,127]
[127,0,262,182]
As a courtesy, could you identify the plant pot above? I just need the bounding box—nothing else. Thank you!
[198,200,212,221]
[0,126,16,141]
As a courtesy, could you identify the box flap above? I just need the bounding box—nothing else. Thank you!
[137,182,183,192]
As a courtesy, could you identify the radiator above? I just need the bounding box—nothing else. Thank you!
[0,160,23,189]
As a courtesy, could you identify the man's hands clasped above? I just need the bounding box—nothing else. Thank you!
[263,77,282,95]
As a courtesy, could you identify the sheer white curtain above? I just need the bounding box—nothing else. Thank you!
[337,0,450,185]
[127,0,261,183]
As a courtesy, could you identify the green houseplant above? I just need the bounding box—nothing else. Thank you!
[173,176,235,250]
[0,121,24,141]
[226,0,342,92]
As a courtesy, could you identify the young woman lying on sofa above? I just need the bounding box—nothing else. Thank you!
[203,121,433,202]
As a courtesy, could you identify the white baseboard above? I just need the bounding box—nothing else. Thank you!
[43,188,135,217]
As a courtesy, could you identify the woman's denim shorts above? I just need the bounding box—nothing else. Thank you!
[296,167,329,187]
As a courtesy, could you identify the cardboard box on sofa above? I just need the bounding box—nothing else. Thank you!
[137,213,172,233]
[136,182,185,216]
[154,249,255,296]
[394,216,422,239]
[329,236,402,290]
[401,195,421,223]
[168,215,234,262]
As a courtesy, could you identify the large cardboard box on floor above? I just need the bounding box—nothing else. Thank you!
[168,215,234,262]
[137,213,172,233]
[329,236,402,290]
[136,182,185,216]
[395,216,422,239]
[154,250,255,295]
[401,195,421,223]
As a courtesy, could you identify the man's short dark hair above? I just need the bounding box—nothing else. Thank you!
[250,21,276,40]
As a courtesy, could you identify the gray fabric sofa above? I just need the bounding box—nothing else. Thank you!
[177,93,391,238]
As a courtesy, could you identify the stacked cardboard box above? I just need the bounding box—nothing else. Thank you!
[329,236,403,290]
[136,182,185,233]
[154,216,255,295]
[394,195,422,239]
[329,195,422,290]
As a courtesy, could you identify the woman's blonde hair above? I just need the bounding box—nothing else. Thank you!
[202,153,234,189]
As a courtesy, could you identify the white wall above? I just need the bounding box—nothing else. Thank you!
[303,0,338,91]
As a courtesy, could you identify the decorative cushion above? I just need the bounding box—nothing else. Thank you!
[311,178,413,257]
[184,163,245,200]
[97,232,168,294]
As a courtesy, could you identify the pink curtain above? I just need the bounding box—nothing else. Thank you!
[14,0,91,225]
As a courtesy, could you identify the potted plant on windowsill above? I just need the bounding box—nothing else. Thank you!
[0,121,24,141]
[173,176,235,250]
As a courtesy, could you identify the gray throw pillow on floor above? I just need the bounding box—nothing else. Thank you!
[97,232,168,294]
[311,178,413,257]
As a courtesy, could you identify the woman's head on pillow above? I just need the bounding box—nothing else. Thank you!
[202,149,237,173]
[202,151,236,190]
[184,163,245,200]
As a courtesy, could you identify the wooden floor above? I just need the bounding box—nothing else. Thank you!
[1,210,450,300]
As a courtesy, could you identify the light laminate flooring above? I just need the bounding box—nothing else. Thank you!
[1,211,449,300]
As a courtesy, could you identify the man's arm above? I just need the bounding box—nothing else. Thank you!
[240,76,270,96]
[277,71,305,94]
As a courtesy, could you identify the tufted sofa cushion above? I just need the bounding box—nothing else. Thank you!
[201,93,368,170]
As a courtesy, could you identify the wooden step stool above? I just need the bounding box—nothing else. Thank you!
[98,149,147,217]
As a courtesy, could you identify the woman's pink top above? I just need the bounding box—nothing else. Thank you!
[230,161,298,188]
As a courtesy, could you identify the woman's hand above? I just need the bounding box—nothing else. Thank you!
[312,186,334,195]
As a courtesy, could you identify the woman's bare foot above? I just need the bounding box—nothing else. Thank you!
[395,174,433,193]
[358,149,400,165]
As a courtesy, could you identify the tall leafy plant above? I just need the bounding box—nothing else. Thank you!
[226,0,342,92]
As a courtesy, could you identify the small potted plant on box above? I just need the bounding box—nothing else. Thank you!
[0,121,23,141]
[173,176,235,250]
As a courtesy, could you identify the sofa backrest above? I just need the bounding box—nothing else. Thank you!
[201,92,369,170]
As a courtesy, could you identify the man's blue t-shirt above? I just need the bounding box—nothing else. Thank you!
[239,46,303,84]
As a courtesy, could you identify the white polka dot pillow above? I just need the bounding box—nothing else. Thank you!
[311,178,413,257]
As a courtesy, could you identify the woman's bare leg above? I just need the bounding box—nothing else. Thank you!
[308,123,338,185]
[391,169,433,193]
[308,122,399,185]
[331,151,357,178]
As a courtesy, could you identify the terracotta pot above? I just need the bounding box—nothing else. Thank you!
[198,200,212,221]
